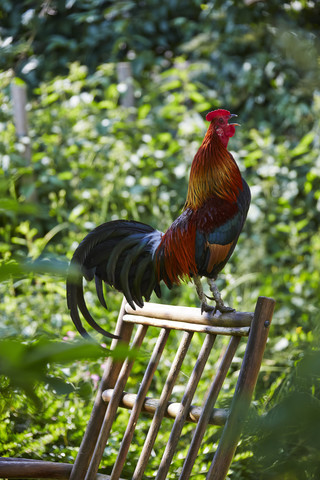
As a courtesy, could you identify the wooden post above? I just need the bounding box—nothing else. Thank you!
[116,62,134,110]
[10,79,37,202]
[11,81,29,138]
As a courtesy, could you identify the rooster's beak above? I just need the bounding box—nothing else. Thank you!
[229,113,240,127]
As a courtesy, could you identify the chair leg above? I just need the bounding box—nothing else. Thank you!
[70,299,133,480]
[84,323,148,480]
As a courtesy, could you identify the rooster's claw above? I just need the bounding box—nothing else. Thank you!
[215,304,235,314]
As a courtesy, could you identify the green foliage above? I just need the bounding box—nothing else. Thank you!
[0,337,106,404]
[1,0,320,477]
[0,0,201,86]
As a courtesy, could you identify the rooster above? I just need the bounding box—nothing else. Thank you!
[67,109,251,339]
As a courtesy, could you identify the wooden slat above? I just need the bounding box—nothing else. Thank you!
[85,324,148,480]
[206,296,275,480]
[123,314,250,336]
[102,390,228,427]
[70,299,133,480]
[179,335,241,479]
[125,302,253,327]
[110,328,170,480]
[0,458,113,479]
[155,333,217,480]
[132,331,193,480]
[0,459,72,480]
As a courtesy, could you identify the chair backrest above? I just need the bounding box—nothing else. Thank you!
[70,296,275,480]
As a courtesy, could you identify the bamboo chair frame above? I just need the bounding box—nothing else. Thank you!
[0,296,275,480]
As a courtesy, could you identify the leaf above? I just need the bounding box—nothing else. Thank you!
[0,198,38,215]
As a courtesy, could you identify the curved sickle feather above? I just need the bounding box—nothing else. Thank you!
[67,282,94,341]
[106,236,142,285]
[116,240,150,309]
[119,262,135,310]
[95,275,108,309]
[67,264,118,339]
[119,254,144,308]
[144,264,157,301]
[76,284,118,339]
[132,256,152,305]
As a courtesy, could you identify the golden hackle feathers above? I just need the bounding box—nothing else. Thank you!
[184,123,243,210]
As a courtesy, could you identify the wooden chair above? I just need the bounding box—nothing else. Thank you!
[0,296,275,480]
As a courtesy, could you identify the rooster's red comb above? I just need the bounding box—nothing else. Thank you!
[206,109,231,121]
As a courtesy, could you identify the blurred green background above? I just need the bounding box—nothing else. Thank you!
[0,1,320,478]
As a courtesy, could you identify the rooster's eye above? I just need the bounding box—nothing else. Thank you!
[218,118,224,124]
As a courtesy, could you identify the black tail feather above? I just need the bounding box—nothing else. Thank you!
[67,265,118,340]
[154,283,162,298]
[67,281,94,341]
[132,256,152,305]
[76,283,116,338]
[95,275,107,309]
[66,220,163,339]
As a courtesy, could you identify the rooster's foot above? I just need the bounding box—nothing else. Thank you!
[201,300,235,315]
[194,276,210,313]
[194,275,235,315]
[207,278,235,314]
[214,303,235,314]
[200,301,217,315]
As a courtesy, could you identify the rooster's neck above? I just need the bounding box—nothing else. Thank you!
[184,123,243,210]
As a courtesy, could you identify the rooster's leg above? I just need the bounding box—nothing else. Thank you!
[207,278,235,314]
[193,275,216,314]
